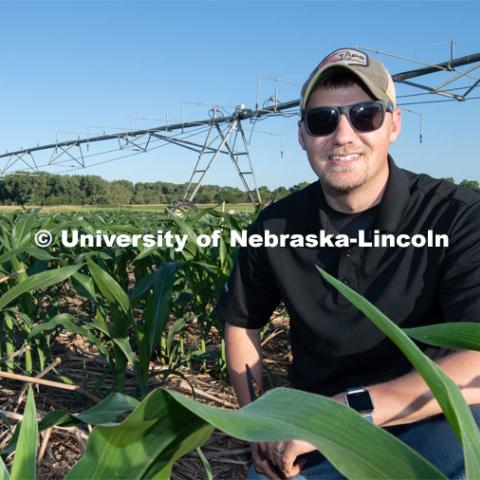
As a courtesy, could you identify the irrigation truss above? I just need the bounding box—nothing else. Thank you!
[1,50,479,205]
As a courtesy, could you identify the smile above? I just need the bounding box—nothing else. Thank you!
[329,154,361,163]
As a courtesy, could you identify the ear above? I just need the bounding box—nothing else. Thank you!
[298,121,307,151]
[389,108,402,144]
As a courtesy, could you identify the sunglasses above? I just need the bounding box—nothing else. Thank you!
[301,100,394,136]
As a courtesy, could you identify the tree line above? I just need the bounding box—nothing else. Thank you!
[0,172,478,206]
[0,172,310,206]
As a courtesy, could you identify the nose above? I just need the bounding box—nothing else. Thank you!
[332,113,356,145]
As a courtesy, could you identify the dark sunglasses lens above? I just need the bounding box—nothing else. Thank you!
[306,108,338,135]
[350,103,384,132]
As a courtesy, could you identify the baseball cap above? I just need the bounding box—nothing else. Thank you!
[300,48,396,110]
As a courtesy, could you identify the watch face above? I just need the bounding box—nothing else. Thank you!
[347,390,374,413]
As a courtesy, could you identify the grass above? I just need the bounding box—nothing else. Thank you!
[0,203,255,213]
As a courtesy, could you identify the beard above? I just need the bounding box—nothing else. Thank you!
[319,161,369,194]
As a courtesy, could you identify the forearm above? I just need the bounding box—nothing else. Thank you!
[225,323,263,407]
[367,350,480,427]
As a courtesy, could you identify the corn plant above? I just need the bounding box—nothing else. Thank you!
[0,210,51,373]
[67,258,178,396]
[0,262,82,361]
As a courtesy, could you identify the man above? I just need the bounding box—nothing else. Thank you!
[215,48,480,479]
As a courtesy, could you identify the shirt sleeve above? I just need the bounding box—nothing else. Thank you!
[215,219,281,329]
[438,201,480,324]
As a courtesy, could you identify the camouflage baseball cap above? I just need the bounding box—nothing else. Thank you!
[301,48,396,110]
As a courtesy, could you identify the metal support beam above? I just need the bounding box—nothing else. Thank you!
[434,63,480,91]
[183,123,217,200]
[214,121,261,205]
[396,80,463,100]
[182,108,262,205]
[184,120,238,203]
[151,132,230,155]
[463,76,480,99]
[393,52,480,81]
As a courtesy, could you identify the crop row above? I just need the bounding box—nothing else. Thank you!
[0,207,255,396]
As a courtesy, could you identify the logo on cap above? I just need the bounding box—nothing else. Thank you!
[320,49,368,68]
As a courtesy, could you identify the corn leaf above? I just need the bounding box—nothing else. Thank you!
[129,269,157,303]
[87,260,130,315]
[48,218,88,235]
[5,392,140,456]
[65,388,214,479]
[25,246,57,261]
[317,266,480,478]
[404,322,480,350]
[10,387,38,480]
[0,456,9,480]
[0,264,82,311]
[147,262,178,355]
[132,246,156,263]
[0,248,25,266]
[168,216,198,260]
[28,313,90,339]
[112,336,137,365]
[71,272,98,302]
[40,392,140,430]
[66,387,444,479]
[196,447,213,480]
[11,209,39,249]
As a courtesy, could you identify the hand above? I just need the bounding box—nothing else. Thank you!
[266,439,317,478]
[250,442,285,480]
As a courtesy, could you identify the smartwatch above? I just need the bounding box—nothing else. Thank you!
[345,387,375,422]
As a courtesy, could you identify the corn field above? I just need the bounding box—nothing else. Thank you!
[0,207,250,387]
[0,207,479,479]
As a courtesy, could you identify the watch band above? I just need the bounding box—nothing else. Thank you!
[362,413,373,422]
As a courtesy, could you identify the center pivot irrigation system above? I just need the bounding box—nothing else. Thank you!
[1,48,479,206]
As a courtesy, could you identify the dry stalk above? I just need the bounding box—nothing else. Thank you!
[15,357,63,412]
[261,328,284,347]
[72,428,87,452]
[0,268,26,284]
[0,344,31,365]
[210,458,249,465]
[0,370,100,402]
[0,409,23,422]
[207,447,250,459]
[38,428,52,463]
[173,382,237,409]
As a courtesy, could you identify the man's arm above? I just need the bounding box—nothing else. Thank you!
[360,349,480,427]
[224,323,263,407]
[277,349,480,478]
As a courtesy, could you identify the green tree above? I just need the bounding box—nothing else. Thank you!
[289,181,310,193]
[459,179,480,192]
[3,173,35,206]
[79,175,108,204]
[106,180,134,205]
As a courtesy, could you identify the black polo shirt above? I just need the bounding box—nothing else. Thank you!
[216,157,480,396]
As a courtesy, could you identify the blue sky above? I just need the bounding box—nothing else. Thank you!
[0,1,479,189]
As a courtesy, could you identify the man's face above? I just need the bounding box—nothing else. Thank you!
[298,83,401,194]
